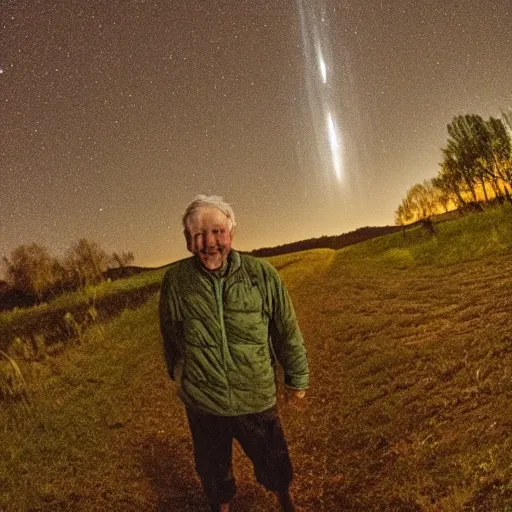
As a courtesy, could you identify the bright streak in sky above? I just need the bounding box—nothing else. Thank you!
[319,53,327,83]
[327,113,342,181]
[327,113,338,151]
[297,0,343,184]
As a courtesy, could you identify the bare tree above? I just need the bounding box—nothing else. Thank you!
[64,239,109,287]
[2,244,58,301]
[395,201,413,227]
[396,180,442,225]
[396,111,512,225]
[109,251,135,268]
[443,117,479,203]
[442,114,512,203]
[434,159,467,208]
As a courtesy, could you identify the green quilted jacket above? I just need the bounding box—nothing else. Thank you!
[159,250,309,416]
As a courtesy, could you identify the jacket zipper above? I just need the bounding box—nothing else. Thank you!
[214,276,233,407]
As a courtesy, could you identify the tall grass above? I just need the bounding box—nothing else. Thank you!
[0,349,27,400]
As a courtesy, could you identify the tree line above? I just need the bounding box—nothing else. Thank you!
[395,112,512,225]
[2,239,134,303]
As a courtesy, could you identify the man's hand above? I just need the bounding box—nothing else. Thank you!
[285,388,307,410]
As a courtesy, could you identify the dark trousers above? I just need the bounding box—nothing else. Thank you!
[185,406,293,507]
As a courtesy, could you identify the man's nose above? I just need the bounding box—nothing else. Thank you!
[204,231,217,248]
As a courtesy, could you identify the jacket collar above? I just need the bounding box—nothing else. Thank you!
[193,250,241,278]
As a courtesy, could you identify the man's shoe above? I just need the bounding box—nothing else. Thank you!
[277,490,296,512]
[209,503,230,512]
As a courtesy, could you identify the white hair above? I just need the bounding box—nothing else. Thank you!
[182,195,236,232]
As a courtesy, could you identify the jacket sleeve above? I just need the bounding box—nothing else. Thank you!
[267,264,309,390]
[159,271,184,381]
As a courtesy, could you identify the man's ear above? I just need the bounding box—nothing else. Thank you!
[184,230,193,253]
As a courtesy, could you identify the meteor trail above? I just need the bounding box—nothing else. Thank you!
[297,0,344,183]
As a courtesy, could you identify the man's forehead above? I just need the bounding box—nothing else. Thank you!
[188,207,229,228]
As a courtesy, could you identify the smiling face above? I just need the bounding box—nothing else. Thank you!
[184,206,234,271]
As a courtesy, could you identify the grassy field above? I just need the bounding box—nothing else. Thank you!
[1,204,512,511]
[0,267,167,355]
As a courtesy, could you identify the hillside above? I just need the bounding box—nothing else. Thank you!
[249,225,403,257]
[1,204,512,511]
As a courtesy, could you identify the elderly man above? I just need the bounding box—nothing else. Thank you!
[159,195,309,512]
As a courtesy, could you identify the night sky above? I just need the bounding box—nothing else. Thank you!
[2,0,511,269]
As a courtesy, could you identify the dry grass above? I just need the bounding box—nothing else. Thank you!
[0,350,27,401]
[285,250,512,511]
[1,205,512,511]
